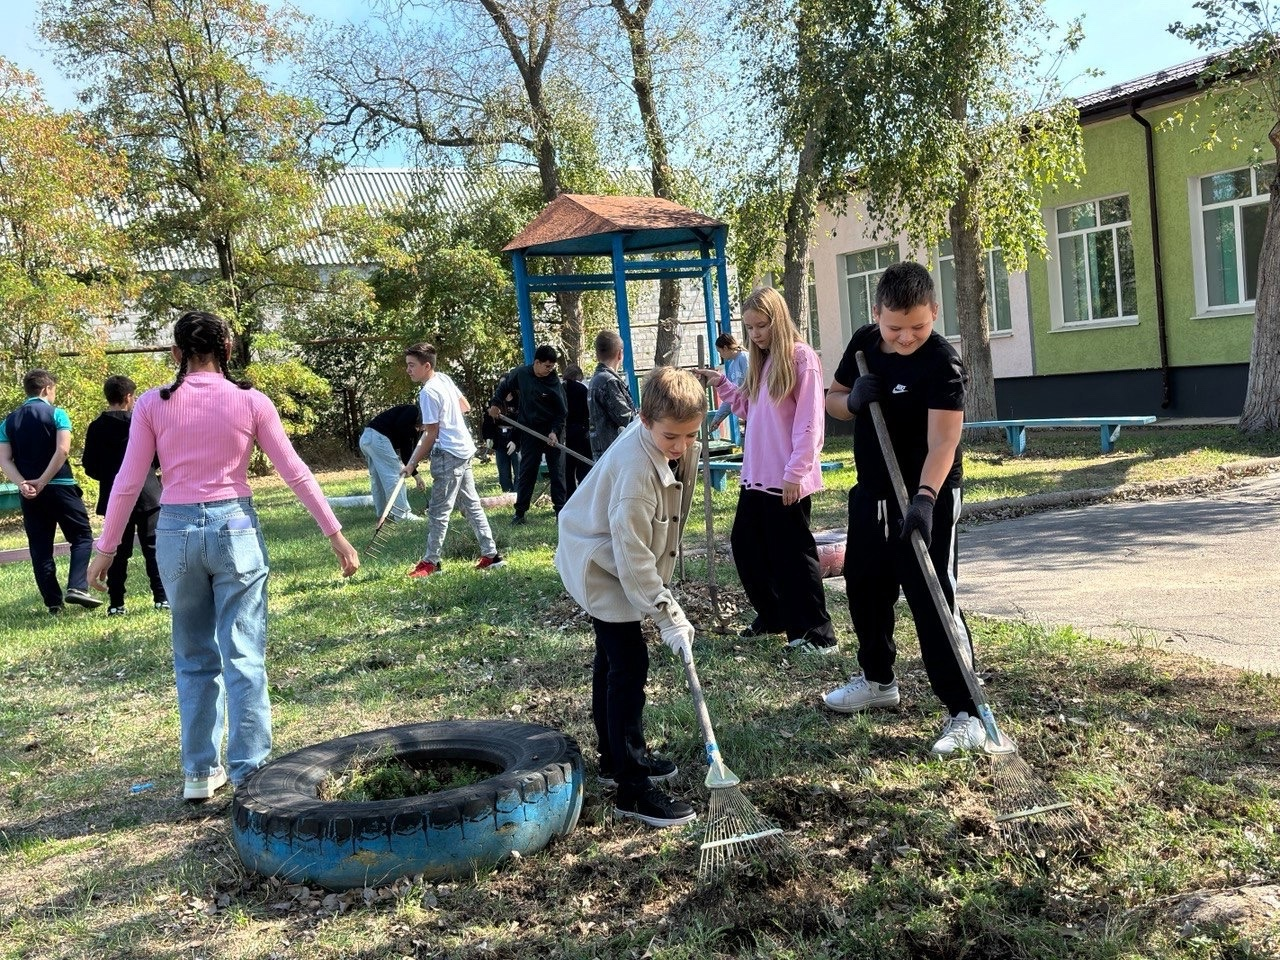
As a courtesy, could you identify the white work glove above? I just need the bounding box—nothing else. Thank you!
[659,603,694,662]
[506,441,516,456]
[485,439,494,450]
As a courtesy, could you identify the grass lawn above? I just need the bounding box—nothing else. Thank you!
[1,425,1278,959]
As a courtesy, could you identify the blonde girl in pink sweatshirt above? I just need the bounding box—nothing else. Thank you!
[695,287,837,654]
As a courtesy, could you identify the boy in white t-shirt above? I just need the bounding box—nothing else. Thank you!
[401,342,503,578]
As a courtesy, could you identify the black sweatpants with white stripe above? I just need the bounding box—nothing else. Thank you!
[843,482,977,717]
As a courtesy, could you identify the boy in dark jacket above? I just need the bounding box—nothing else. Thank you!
[82,375,167,615]
[0,370,101,613]
[488,344,568,524]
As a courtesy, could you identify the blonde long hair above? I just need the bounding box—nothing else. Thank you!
[740,287,802,404]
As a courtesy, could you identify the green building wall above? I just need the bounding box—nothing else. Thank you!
[1025,96,1266,376]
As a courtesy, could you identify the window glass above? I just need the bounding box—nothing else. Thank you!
[939,256,959,337]
[988,250,1012,332]
[1203,207,1238,307]
[1117,228,1136,316]
[849,275,871,328]
[1057,202,1096,233]
[1201,169,1251,205]
[1257,163,1277,195]
[851,249,878,273]
[1059,234,1088,325]
[1099,195,1131,225]
[1243,202,1268,301]
[1087,229,1118,319]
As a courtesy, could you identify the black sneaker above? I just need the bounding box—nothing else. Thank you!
[511,513,527,526]
[598,754,678,788]
[614,785,697,828]
[65,588,103,610]
[107,606,127,617]
[47,605,63,615]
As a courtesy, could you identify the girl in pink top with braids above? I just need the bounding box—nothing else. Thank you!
[695,287,837,653]
[87,311,358,802]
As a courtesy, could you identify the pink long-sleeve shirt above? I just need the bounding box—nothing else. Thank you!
[96,372,341,553]
[713,341,827,499]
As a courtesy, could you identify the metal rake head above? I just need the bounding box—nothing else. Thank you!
[699,784,795,878]
[363,518,400,559]
[991,751,1085,844]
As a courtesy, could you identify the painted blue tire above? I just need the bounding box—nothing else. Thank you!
[231,720,584,891]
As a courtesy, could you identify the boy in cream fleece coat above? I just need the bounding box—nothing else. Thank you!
[555,366,705,829]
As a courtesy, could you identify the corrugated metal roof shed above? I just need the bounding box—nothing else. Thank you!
[502,193,726,256]
[108,167,538,273]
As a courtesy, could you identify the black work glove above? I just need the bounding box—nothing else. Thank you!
[845,373,884,415]
[900,492,936,547]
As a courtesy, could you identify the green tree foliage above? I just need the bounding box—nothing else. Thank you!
[736,1,1084,420]
[1170,1,1280,431]
[816,0,1085,420]
[310,0,619,365]
[39,0,383,367]
[371,178,539,406]
[0,59,134,392]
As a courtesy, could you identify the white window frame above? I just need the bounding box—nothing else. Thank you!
[934,241,1014,339]
[805,261,821,350]
[1189,163,1274,318]
[1045,193,1139,331]
[838,243,899,340]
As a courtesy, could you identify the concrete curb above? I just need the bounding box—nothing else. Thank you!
[960,455,1280,524]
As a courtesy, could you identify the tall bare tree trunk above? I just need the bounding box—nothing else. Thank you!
[1240,128,1280,432]
[780,122,823,327]
[611,0,682,365]
[948,90,997,423]
[949,182,997,422]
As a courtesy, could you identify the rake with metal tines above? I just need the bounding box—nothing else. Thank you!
[679,647,795,877]
[365,430,430,559]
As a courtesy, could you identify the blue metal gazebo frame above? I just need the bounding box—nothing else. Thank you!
[502,194,735,403]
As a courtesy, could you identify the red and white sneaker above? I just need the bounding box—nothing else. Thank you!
[408,560,441,578]
[475,554,507,571]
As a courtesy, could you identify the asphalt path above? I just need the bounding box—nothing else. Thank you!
[958,472,1280,674]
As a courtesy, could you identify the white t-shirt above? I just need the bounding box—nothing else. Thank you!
[418,372,477,459]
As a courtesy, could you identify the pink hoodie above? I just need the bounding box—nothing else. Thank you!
[712,342,826,499]
[96,372,340,552]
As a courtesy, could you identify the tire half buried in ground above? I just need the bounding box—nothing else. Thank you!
[232,720,584,890]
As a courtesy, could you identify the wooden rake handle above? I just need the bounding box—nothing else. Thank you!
[374,427,432,531]
[497,413,595,468]
[854,350,997,733]
[697,336,722,623]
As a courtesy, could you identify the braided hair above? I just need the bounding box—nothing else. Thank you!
[160,311,253,399]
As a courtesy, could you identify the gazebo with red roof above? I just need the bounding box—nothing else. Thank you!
[503,194,734,402]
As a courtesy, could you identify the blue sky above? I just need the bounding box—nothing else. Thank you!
[1,0,1212,156]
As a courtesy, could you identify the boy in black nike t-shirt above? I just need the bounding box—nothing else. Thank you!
[820,261,984,757]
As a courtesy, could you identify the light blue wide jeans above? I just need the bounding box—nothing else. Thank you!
[359,427,413,521]
[156,498,271,784]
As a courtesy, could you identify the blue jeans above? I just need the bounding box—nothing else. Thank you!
[156,498,270,784]
[359,427,413,520]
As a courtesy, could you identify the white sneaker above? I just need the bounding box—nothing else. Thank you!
[930,712,987,756]
[822,674,900,713]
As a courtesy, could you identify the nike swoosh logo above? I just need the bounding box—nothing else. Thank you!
[892,384,908,394]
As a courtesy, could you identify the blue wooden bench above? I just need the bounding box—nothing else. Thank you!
[706,460,845,492]
[964,417,1157,455]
